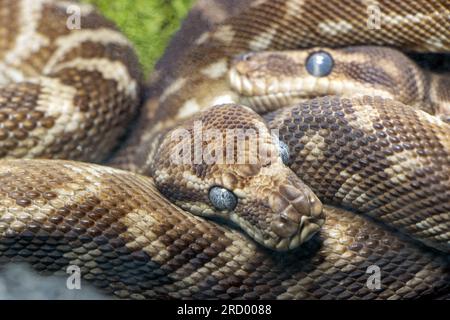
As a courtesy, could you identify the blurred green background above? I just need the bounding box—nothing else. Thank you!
[82,0,196,74]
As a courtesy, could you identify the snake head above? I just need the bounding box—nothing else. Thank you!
[151,104,324,251]
[229,47,421,112]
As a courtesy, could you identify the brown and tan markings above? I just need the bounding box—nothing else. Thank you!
[0,0,449,299]
[0,160,448,299]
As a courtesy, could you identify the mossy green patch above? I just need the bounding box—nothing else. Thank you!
[82,0,195,74]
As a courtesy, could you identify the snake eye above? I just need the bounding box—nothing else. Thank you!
[209,187,238,211]
[306,51,334,77]
[278,140,290,165]
[272,135,290,165]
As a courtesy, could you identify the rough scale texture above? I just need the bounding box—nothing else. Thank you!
[228,46,449,118]
[0,0,449,299]
[0,160,448,299]
[266,96,450,252]
[0,0,142,162]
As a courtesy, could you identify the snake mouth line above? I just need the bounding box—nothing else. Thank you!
[228,69,394,110]
[231,213,324,251]
[229,68,321,93]
[229,69,329,110]
[240,92,310,112]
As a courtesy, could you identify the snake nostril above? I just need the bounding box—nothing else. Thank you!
[237,52,254,62]
[291,193,311,214]
[233,53,258,74]
[271,217,298,238]
[281,205,302,224]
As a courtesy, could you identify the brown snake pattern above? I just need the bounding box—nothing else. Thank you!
[0,0,449,299]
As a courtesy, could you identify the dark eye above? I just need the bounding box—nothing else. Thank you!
[272,135,290,165]
[278,140,290,165]
[209,187,237,211]
[306,51,334,77]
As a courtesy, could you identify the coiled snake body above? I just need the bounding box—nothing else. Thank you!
[0,0,449,299]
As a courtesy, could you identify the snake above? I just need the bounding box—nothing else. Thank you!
[0,0,449,299]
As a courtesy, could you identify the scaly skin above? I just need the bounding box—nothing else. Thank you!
[0,160,448,299]
[0,0,449,299]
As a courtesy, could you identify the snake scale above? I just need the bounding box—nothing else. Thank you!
[0,0,449,299]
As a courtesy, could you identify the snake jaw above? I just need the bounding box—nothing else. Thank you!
[225,166,325,252]
[151,103,326,251]
[267,181,324,251]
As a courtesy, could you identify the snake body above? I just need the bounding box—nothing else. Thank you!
[0,0,449,299]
